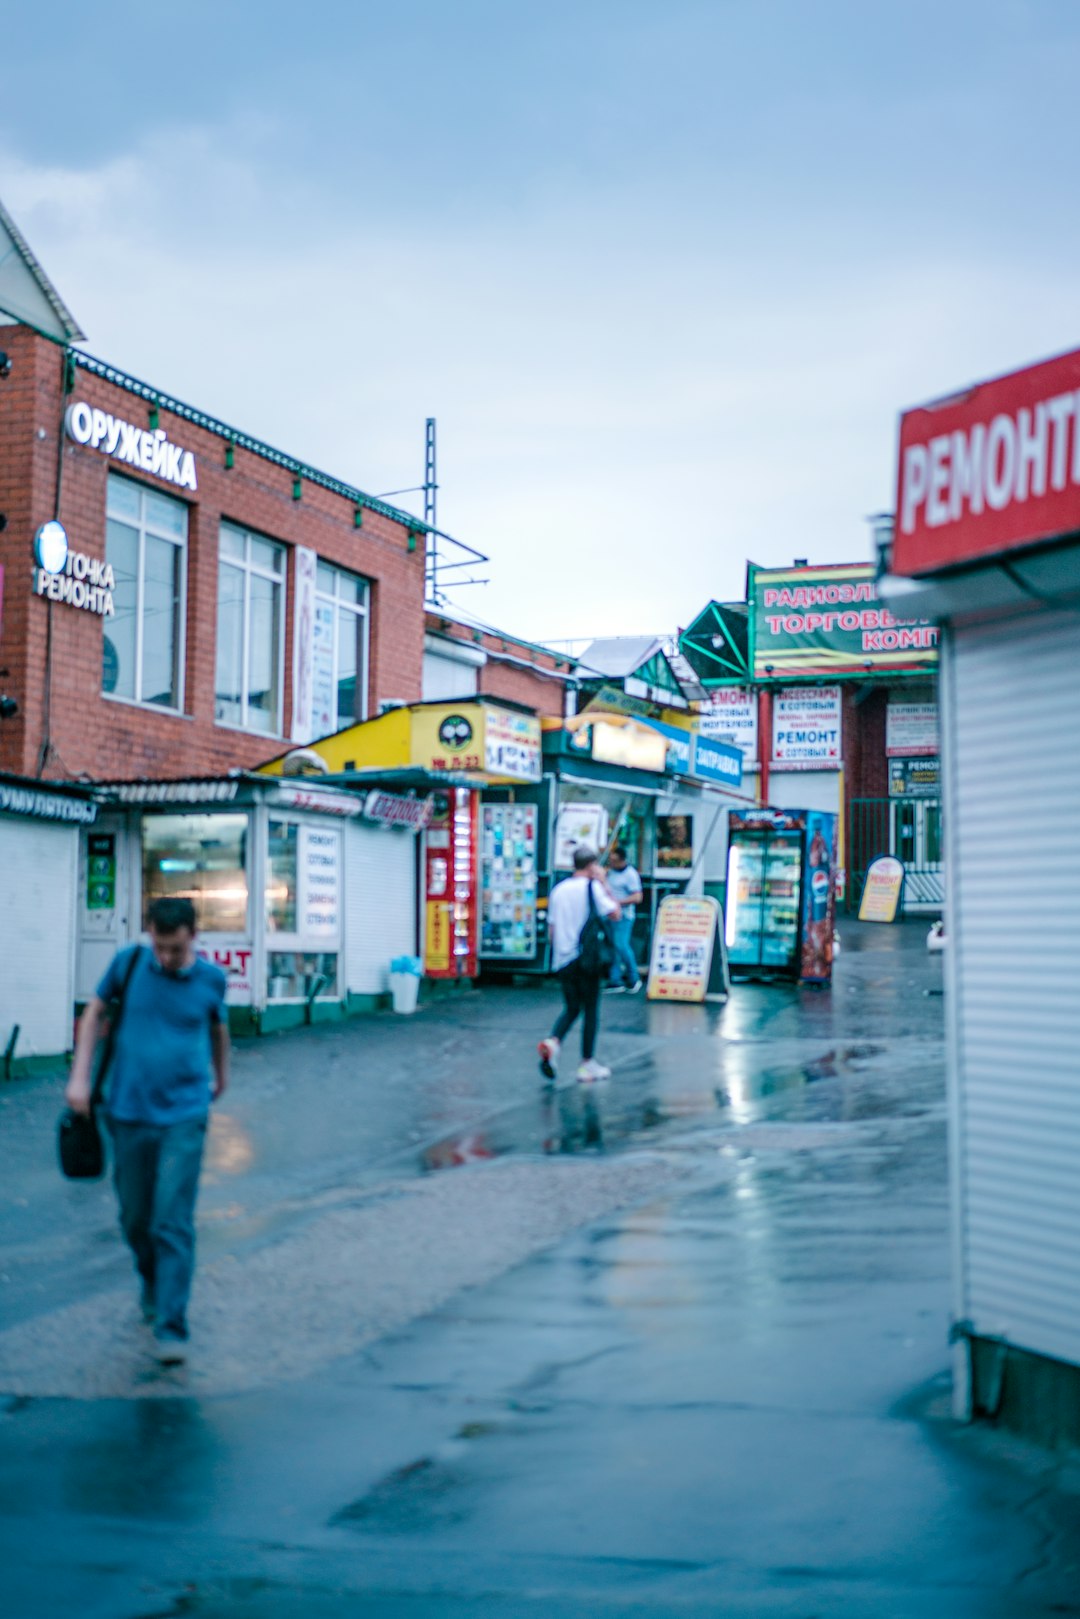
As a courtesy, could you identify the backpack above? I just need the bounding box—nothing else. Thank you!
[577,880,616,977]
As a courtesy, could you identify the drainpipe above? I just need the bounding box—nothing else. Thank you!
[3,1024,19,1081]
[757,687,772,805]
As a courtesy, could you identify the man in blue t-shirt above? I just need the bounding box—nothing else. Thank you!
[604,845,644,992]
[66,897,229,1365]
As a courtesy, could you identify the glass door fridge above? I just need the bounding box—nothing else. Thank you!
[725,810,809,980]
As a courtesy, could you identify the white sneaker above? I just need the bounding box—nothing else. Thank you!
[154,1335,188,1367]
[577,1058,612,1083]
[538,1037,560,1080]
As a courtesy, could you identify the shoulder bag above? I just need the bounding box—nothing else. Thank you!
[57,946,143,1180]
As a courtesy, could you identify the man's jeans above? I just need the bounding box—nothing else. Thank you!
[609,915,640,987]
[109,1117,207,1340]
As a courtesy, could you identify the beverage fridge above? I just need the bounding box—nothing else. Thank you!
[724,809,837,983]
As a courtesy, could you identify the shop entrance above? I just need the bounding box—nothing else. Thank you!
[847,797,944,915]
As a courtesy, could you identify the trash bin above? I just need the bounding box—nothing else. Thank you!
[388,955,423,1014]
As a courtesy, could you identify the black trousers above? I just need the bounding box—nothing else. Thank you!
[552,961,602,1060]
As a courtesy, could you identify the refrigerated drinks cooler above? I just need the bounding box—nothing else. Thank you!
[725,809,837,983]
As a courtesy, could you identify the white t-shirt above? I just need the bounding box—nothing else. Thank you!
[548,875,619,972]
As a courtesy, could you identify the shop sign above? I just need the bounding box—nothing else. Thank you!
[65,402,198,491]
[86,831,117,909]
[771,687,842,769]
[750,563,938,679]
[698,688,758,761]
[894,346,1080,576]
[111,780,239,805]
[363,790,434,830]
[32,521,115,616]
[888,757,940,798]
[412,705,483,774]
[0,781,96,824]
[858,855,905,923]
[273,783,362,818]
[197,944,253,1004]
[646,895,728,1003]
[886,701,938,757]
[484,707,542,781]
[690,733,743,788]
[299,826,340,938]
[591,719,668,773]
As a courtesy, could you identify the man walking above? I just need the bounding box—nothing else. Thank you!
[538,845,620,1084]
[604,843,643,993]
[65,897,229,1365]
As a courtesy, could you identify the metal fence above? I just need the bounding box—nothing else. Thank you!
[846,797,944,914]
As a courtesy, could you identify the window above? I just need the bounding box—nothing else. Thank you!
[216,524,285,734]
[265,816,341,1000]
[103,474,187,708]
[314,562,370,732]
[142,813,249,934]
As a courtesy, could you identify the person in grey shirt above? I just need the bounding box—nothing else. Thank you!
[604,845,643,992]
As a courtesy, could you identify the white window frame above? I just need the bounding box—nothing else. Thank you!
[216,522,287,736]
[103,473,188,713]
[315,561,371,729]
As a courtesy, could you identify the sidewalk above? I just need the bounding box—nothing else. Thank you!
[1,922,1078,1615]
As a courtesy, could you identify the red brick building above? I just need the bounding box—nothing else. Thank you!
[422,610,575,718]
[0,209,426,783]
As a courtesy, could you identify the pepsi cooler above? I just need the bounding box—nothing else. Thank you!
[724,809,838,983]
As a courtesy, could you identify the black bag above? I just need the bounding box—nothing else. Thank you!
[577,880,616,977]
[58,947,143,1180]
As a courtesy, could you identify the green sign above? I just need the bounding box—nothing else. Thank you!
[750,563,939,681]
[87,832,116,910]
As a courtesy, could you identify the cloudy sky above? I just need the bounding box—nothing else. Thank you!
[3,1,1080,641]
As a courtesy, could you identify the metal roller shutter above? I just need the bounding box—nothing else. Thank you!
[0,819,78,1058]
[344,822,418,998]
[947,607,1080,1367]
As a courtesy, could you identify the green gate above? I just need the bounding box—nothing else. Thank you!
[847,797,944,915]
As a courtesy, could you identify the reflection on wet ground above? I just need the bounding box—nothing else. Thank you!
[419,1039,887,1171]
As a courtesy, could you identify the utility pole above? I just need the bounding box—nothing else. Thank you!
[424,417,438,602]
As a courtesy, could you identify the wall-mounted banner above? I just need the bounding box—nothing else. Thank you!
[484,706,542,781]
[698,688,758,761]
[750,563,938,679]
[888,757,941,798]
[772,686,842,769]
[886,701,939,757]
[894,345,1080,576]
[363,790,434,831]
[290,546,317,743]
[66,402,197,491]
[690,733,743,788]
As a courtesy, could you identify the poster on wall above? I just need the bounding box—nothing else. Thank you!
[646,896,728,1003]
[484,708,542,781]
[299,826,341,938]
[656,814,693,869]
[553,803,609,869]
[698,688,758,760]
[886,702,938,757]
[290,546,317,743]
[86,832,117,910]
[310,599,337,739]
[772,687,842,769]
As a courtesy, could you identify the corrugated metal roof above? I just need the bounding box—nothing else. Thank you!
[576,636,664,679]
[0,196,85,343]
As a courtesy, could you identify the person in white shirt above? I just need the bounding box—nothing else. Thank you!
[603,844,644,992]
[539,845,620,1083]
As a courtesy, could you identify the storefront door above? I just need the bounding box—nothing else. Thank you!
[890,799,944,911]
[76,815,129,1001]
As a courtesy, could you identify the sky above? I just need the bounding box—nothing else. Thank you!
[4,0,1080,642]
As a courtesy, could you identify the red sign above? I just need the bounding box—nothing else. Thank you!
[894,346,1080,576]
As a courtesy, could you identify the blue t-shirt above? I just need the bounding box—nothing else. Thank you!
[98,946,227,1125]
[605,864,643,921]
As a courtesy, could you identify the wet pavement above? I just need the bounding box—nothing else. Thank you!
[1,922,1079,1614]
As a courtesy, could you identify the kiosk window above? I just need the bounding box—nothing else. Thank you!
[267,819,298,933]
[142,813,249,933]
[103,474,187,710]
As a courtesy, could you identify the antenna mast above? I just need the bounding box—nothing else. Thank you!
[424,417,438,602]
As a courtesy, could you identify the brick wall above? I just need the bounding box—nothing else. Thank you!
[425,613,573,719]
[0,329,426,780]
